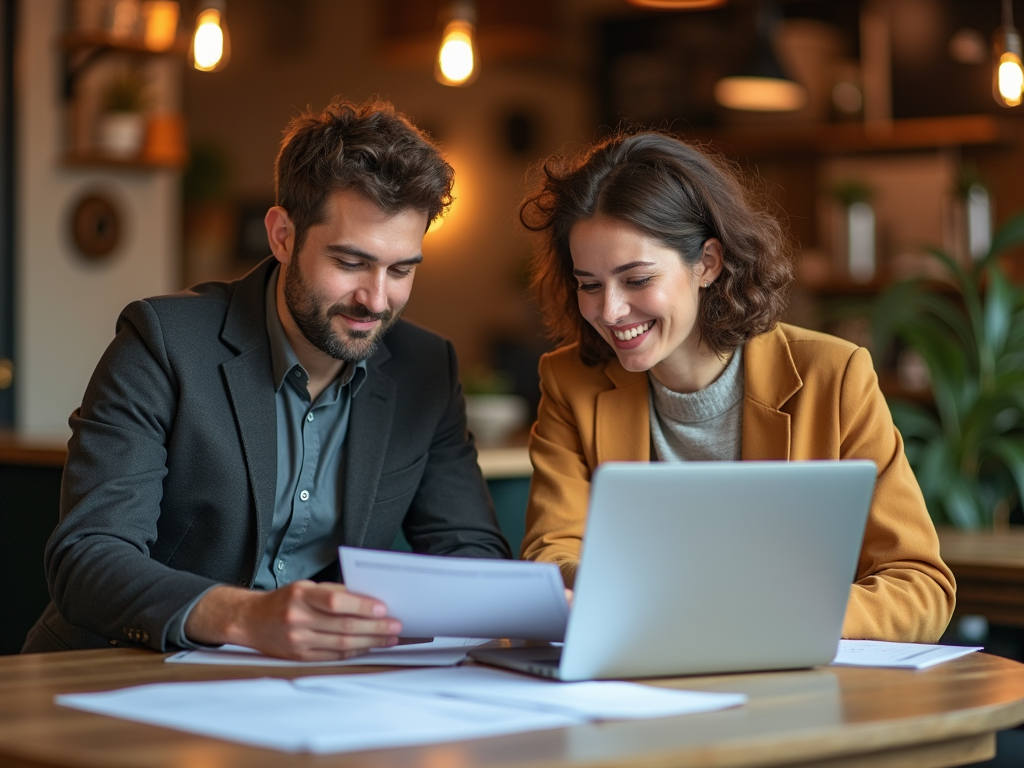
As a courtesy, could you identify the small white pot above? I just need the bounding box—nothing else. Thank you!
[465,394,528,446]
[97,112,146,159]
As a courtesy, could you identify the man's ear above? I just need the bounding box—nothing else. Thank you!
[265,206,294,265]
[699,238,724,285]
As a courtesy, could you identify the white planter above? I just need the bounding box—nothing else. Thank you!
[846,201,876,283]
[465,394,528,446]
[97,112,146,159]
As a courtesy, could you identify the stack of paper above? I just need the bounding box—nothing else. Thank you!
[57,666,746,754]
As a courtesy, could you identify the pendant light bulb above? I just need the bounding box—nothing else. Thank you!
[192,1,230,72]
[993,0,1023,107]
[436,2,478,87]
[713,2,805,112]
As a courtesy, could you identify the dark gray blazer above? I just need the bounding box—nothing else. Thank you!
[23,258,510,653]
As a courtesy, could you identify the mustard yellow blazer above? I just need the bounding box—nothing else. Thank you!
[522,323,956,643]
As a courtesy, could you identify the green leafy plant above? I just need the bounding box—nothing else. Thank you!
[101,67,152,114]
[872,213,1024,528]
[831,178,875,206]
[462,365,514,396]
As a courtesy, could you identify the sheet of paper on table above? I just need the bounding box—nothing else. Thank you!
[339,546,569,640]
[831,640,982,669]
[57,666,746,754]
[166,637,490,667]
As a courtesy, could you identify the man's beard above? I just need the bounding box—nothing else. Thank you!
[283,260,402,362]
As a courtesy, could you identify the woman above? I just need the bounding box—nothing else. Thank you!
[519,131,954,643]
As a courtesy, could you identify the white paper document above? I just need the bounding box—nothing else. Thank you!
[339,547,569,640]
[58,677,580,753]
[831,640,982,669]
[297,666,748,720]
[57,667,745,754]
[165,637,490,668]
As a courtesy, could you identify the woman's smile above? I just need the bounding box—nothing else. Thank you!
[609,320,655,347]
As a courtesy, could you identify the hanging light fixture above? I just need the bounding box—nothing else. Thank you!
[993,0,1023,107]
[436,1,478,87]
[713,2,805,112]
[191,0,231,73]
[626,0,726,8]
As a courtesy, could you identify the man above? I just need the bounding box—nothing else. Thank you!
[23,98,510,660]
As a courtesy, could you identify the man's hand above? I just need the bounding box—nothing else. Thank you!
[184,582,402,661]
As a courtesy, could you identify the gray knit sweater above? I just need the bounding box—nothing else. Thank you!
[648,347,744,462]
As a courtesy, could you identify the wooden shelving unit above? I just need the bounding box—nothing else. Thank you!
[59,30,188,170]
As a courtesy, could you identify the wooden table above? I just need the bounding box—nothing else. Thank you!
[2,649,1024,768]
[938,527,1024,628]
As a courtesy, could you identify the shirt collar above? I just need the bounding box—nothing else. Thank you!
[264,265,367,396]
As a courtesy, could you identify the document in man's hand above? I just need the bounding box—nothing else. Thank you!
[339,547,569,640]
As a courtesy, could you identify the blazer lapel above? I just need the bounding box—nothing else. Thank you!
[597,362,650,463]
[223,352,277,569]
[220,258,279,576]
[741,326,802,461]
[342,344,395,547]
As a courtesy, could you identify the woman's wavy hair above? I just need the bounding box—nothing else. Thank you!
[275,97,453,255]
[520,131,794,365]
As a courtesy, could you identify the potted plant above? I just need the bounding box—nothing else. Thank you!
[871,212,1024,528]
[462,365,528,446]
[97,66,152,159]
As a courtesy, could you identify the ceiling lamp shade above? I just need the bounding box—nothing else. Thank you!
[713,3,805,112]
[626,0,727,8]
[993,0,1023,107]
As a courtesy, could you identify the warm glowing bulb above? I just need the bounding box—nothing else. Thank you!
[714,76,806,112]
[437,20,476,86]
[193,9,224,71]
[998,52,1024,106]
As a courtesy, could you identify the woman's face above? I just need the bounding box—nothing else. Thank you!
[569,217,722,391]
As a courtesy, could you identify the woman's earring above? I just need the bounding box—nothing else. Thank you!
[703,280,708,289]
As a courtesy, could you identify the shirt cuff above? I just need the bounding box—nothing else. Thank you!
[165,585,225,650]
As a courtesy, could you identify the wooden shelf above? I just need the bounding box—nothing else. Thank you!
[0,431,67,468]
[60,31,189,56]
[796,274,961,297]
[686,115,1020,157]
[63,150,185,170]
[59,31,188,101]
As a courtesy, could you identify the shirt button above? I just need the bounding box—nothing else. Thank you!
[294,370,302,378]
[299,489,310,501]
[276,559,285,571]
[306,413,314,422]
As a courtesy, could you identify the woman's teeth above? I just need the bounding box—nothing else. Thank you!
[613,322,651,341]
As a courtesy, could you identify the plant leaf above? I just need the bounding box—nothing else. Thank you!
[889,401,942,441]
[944,476,985,529]
[982,211,1024,267]
[989,438,1024,512]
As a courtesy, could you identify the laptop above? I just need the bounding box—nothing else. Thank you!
[470,460,876,681]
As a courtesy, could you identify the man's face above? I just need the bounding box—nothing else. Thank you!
[279,189,427,363]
